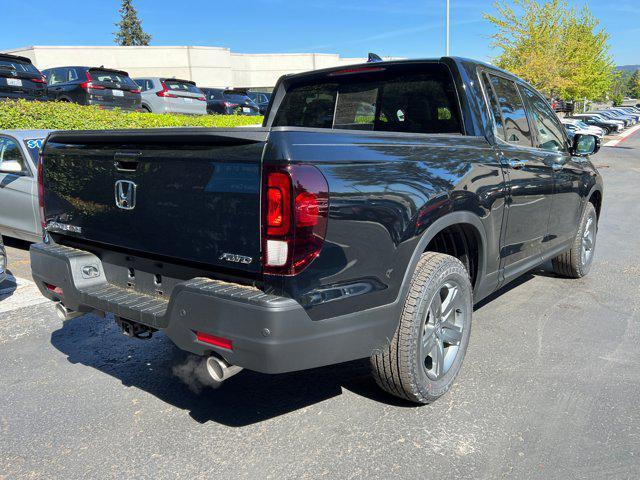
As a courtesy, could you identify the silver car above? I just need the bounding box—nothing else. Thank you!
[0,129,52,243]
[134,77,207,115]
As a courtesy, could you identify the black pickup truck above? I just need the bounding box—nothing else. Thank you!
[31,58,603,404]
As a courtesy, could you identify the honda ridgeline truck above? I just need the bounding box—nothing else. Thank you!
[31,58,603,403]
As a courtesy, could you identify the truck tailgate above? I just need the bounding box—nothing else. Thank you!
[41,128,268,273]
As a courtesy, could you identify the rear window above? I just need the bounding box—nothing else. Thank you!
[272,63,462,134]
[164,80,202,94]
[90,70,137,88]
[0,59,40,76]
[224,92,254,103]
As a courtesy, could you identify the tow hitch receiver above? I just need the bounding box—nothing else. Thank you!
[116,317,155,340]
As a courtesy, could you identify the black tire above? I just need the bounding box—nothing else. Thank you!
[141,105,152,113]
[552,203,597,278]
[371,252,473,404]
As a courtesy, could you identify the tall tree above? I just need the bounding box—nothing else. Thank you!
[629,70,640,99]
[484,0,615,101]
[114,0,151,46]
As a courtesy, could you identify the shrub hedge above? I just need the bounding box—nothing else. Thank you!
[0,100,263,130]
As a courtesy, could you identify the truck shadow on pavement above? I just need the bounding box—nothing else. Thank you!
[49,268,546,427]
[50,314,415,427]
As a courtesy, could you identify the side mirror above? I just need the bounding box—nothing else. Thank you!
[571,133,599,157]
[0,160,23,174]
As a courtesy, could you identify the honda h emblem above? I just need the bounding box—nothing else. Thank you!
[114,180,137,210]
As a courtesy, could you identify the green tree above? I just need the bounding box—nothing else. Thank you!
[629,70,640,99]
[114,0,151,46]
[484,0,615,101]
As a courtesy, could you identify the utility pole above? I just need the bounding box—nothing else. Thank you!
[446,0,450,56]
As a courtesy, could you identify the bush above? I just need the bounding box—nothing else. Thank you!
[0,100,263,130]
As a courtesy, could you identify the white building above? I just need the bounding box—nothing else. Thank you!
[3,45,371,90]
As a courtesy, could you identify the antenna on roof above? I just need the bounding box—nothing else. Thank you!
[367,53,383,63]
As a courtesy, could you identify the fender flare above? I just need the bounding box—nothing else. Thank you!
[585,185,603,218]
[395,211,488,306]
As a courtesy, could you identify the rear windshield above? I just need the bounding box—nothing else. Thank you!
[164,80,202,94]
[224,92,253,103]
[273,63,462,134]
[90,70,137,88]
[0,59,40,76]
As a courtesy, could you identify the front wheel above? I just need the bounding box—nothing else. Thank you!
[371,252,473,404]
[552,203,598,278]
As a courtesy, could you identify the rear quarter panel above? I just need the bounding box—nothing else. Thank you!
[264,128,507,321]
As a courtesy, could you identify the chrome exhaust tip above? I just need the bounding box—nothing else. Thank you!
[55,302,83,321]
[206,356,243,383]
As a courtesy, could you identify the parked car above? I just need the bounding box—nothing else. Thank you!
[561,118,605,139]
[0,130,51,242]
[593,110,635,127]
[551,98,573,113]
[42,66,141,111]
[32,57,602,405]
[0,234,6,285]
[0,53,47,101]
[247,91,271,114]
[201,88,261,115]
[133,77,207,115]
[571,113,623,133]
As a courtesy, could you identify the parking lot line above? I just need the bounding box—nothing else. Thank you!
[603,124,640,147]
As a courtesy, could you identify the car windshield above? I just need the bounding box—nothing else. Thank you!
[0,59,40,76]
[164,80,202,94]
[90,70,137,88]
[224,92,254,104]
[23,138,45,163]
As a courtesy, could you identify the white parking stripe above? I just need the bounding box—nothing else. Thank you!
[603,124,640,147]
[0,276,49,314]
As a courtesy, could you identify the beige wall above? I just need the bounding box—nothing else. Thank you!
[4,46,369,89]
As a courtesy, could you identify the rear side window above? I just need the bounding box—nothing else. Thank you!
[486,74,532,147]
[273,64,462,134]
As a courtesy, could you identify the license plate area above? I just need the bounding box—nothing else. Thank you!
[112,89,124,97]
[7,78,22,87]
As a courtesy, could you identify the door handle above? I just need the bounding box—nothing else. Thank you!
[506,159,527,169]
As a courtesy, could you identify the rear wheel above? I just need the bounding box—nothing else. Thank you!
[371,252,473,404]
[552,203,598,278]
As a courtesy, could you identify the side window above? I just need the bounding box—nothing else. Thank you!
[0,137,27,174]
[520,86,568,152]
[47,69,64,86]
[481,72,505,139]
[68,68,78,82]
[487,74,532,147]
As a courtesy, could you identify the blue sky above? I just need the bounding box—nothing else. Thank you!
[2,0,639,65]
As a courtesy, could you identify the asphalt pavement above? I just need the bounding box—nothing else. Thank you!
[1,132,639,479]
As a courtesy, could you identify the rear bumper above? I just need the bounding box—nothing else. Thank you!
[30,243,392,374]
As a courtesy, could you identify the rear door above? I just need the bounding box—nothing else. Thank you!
[0,57,46,100]
[162,79,207,114]
[41,129,268,273]
[0,135,38,238]
[482,72,555,281]
[519,85,581,251]
[88,69,141,110]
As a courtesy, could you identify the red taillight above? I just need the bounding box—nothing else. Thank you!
[129,88,141,94]
[196,96,206,101]
[156,82,177,98]
[80,72,105,90]
[37,152,45,233]
[262,165,329,275]
[45,283,63,296]
[328,66,386,76]
[223,101,239,108]
[195,331,233,350]
[32,76,46,84]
